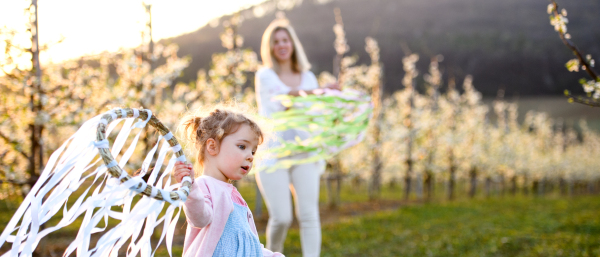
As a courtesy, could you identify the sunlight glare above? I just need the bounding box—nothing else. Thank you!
[0,0,269,66]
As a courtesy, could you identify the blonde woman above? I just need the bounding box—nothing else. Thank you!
[255,18,339,256]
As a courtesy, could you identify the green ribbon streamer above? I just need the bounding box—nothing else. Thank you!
[257,89,373,173]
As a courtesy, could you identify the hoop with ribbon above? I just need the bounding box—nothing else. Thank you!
[0,108,190,257]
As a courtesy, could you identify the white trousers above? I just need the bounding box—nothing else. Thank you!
[256,161,322,257]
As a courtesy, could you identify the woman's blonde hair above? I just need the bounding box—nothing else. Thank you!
[260,18,311,73]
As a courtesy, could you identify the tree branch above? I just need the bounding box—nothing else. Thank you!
[0,178,29,185]
[565,93,600,107]
[0,130,30,159]
[551,1,598,81]
[550,1,600,107]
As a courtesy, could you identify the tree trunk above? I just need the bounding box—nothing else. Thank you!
[404,86,414,201]
[415,173,423,200]
[485,176,492,197]
[368,66,383,201]
[448,163,456,201]
[29,3,44,256]
[523,175,529,195]
[326,158,342,209]
[469,167,477,198]
[559,177,567,196]
[368,151,382,201]
[568,180,574,196]
[499,174,506,196]
[404,160,412,201]
[27,0,43,193]
[532,180,538,195]
[510,176,517,195]
[326,175,335,209]
[336,172,342,205]
[424,170,433,201]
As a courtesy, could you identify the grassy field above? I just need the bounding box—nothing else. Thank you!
[294,196,600,256]
[2,181,600,256]
[154,194,600,257]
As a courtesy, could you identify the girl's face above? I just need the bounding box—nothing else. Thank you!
[272,29,294,63]
[215,124,259,181]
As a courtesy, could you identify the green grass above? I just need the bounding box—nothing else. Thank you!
[277,196,600,257]
[157,195,600,257]
[4,182,600,257]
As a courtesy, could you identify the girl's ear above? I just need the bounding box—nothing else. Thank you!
[206,138,220,156]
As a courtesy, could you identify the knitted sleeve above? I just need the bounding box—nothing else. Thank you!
[183,178,214,228]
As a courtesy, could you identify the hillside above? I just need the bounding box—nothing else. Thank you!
[161,0,600,97]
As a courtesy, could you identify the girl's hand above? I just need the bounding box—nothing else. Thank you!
[173,161,193,183]
[324,82,341,91]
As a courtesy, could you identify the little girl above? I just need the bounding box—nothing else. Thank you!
[172,107,283,257]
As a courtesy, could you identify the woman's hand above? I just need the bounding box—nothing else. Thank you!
[289,82,341,97]
[324,82,341,91]
[173,161,193,183]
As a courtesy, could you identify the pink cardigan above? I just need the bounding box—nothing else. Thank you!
[182,175,283,257]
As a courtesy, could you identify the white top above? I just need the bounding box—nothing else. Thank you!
[255,67,319,118]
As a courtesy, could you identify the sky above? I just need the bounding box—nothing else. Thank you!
[0,0,269,66]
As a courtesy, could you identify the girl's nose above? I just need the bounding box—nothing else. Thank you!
[247,155,253,162]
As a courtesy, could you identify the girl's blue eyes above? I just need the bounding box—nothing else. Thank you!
[238,145,256,155]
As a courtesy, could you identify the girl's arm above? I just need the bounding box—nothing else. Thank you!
[183,181,213,228]
[174,162,213,228]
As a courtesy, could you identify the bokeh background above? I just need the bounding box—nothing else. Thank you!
[1,0,600,256]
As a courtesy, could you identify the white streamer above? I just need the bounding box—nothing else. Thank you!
[119,170,128,180]
[181,177,192,185]
[109,111,117,121]
[174,190,187,202]
[171,144,182,153]
[118,108,128,118]
[106,160,118,169]
[93,140,109,149]
[150,187,159,198]
[130,178,147,193]
[162,132,173,141]
[180,186,190,195]
[0,109,187,257]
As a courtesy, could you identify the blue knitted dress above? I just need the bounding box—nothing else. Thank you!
[212,202,263,257]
